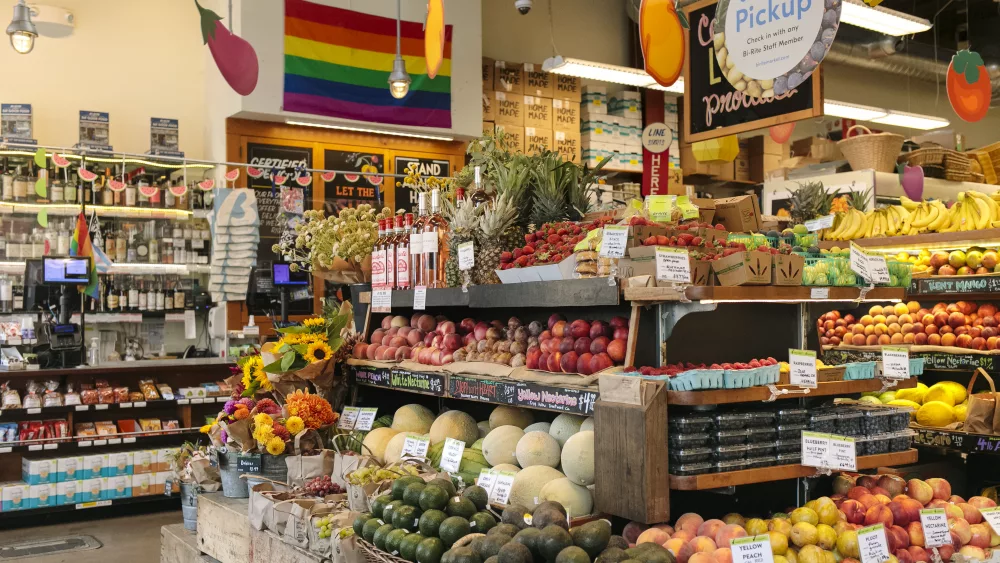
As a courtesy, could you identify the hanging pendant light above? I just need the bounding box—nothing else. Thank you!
[387,0,411,99]
[7,0,37,54]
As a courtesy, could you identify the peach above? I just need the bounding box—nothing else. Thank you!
[936,545,955,562]
[906,479,934,505]
[653,523,675,535]
[894,550,913,563]
[969,496,998,509]
[859,494,881,511]
[866,504,894,527]
[607,339,627,363]
[906,546,929,562]
[888,525,910,552]
[914,333,928,345]
[713,548,733,563]
[875,494,893,505]
[949,495,967,504]
[958,546,986,560]
[560,351,579,373]
[842,500,867,524]
[395,346,412,361]
[698,520,726,539]
[849,487,872,501]
[637,528,670,545]
[928,334,942,346]
[673,530,695,542]
[968,524,992,548]
[664,539,686,556]
[958,503,983,524]
[888,501,914,528]
[907,521,926,547]
[676,513,705,535]
[943,504,964,522]
[677,542,697,563]
[949,517,972,545]
[690,536,718,553]
[715,524,747,548]
[353,342,368,358]
[688,553,714,563]
[949,312,966,328]
[622,521,648,543]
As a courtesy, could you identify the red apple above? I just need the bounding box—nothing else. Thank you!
[474,322,489,341]
[437,320,456,334]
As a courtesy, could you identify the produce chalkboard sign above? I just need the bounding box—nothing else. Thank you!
[324,150,384,213]
[909,275,1000,296]
[514,382,597,415]
[352,366,392,387]
[450,375,517,404]
[393,156,451,214]
[237,453,262,474]
[683,0,822,142]
[390,368,446,396]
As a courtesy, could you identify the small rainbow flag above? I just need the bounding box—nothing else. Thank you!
[70,212,99,299]
[283,0,453,129]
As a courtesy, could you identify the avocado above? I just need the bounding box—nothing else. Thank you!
[570,520,612,558]
[462,485,490,511]
[421,485,451,511]
[429,477,458,496]
[394,505,423,532]
[450,546,483,563]
[531,506,568,530]
[387,529,411,555]
[404,482,428,507]
[502,505,530,528]
[476,534,512,560]
[555,546,591,563]
[607,536,629,550]
[534,501,567,517]
[513,528,543,561]
[471,512,498,534]
[490,524,521,537]
[417,537,446,563]
[419,509,448,538]
[485,557,499,563]
[354,513,374,537]
[374,523,396,550]
[439,516,472,547]
[807,246,820,254]
[401,533,426,562]
[394,476,425,500]
[539,525,574,561]
[596,547,629,563]
[447,497,478,519]
[497,541,534,563]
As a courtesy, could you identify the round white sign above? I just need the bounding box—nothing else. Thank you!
[642,122,672,154]
[714,0,841,98]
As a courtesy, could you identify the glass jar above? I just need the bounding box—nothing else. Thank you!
[13,173,28,201]
[30,228,44,259]
[64,181,77,203]
[1,174,12,201]
[0,275,11,314]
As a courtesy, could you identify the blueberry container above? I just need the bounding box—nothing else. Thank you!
[776,452,802,465]
[744,411,777,428]
[887,407,912,432]
[713,459,749,473]
[860,407,896,435]
[776,407,809,424]
[747,426,778,443]
[712,429,750,445]
[671,462,712,476]
[669,446,714,464]
[887,430,914,452]
[747,455,777,469]
[777,423,808,440]
[746,442,777,457]
[669,432,711,448]
[670,415,714,434]
[711,444,750,461]
[857,434,892,456]
[836,410,865,437]
[776,439,800,454]
[713,412,749,430]
[809,411,839,433]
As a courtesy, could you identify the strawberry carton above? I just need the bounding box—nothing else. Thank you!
[772,254,805,286]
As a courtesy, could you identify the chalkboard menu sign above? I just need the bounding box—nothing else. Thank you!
[683,0,822,142]
[324,150,384,213]
[393,156,451,214]
[909,275,1000,296]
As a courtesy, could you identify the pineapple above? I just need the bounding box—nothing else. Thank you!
[473,193,518,285]
[789,181,838,223]
[529,154,569,226]
[443,196,480,287]
[849,187,873,210]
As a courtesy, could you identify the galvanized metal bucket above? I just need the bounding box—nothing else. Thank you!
[217,450,287,498]
[180,482,200,531]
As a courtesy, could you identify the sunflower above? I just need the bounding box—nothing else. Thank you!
[266,436,286,455]
[285,416,305,435]
[253,367,274,392]
[304,341,334,363]
[300,333,329,344]
[199,424,213,433]
[303,317,325,327]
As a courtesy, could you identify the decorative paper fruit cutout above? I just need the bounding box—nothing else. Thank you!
[321,171,336,182]
[862,0,884,7]
[367,175,383,186]
[639,0,687,87]
[295,174,312,187]
[52,154,71,168]
[138,185,159,198]
[425,0,445,80]
[344,173,360,182]
[898,162,924,201]
[770,123,796,144]
[693,136,740,162]
[272,174,288,186]
[247,166,264,179]
[195,0,258,96]
[169,183,189,197]
[78,168,97,182]
[198,179,215,191]
[107,179,126,192]
[948,49,990,123]
[225,168,240,182]
[34,147,45,168]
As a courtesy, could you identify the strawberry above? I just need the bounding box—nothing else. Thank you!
[721,363,733,370]
[709,363,722,370]
[691,236,703,246]
[749,359,761,368]
[558,228,568,236]
[523,245,535,254]
[547,234,561,245]
[767,357,777,364]
[550,254,563,262]
[715,223,726,230]
[515,255,529,266]
[677,224,689,231]
[525,233,536,244]
[500,251,513,263]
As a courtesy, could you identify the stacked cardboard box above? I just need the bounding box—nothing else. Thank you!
[749,135,791,181]
[580,87,644,171]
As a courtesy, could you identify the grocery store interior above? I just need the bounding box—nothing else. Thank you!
[3,0,1000,562]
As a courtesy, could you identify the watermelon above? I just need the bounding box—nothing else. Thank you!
[247,166,264,178]
[272,174,288,185]
[138,185,158,197]
[367,175,383,186]
[321,171,336,182]
[107,179,126,192]
[52,154,71,168]
[344,174,360,182]
[169,183,188,196]
[198,179,215,191]
[295,174,312,186]
[225,168,240,182]
[78,168,97,182]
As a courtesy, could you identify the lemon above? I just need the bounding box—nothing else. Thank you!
[858,396,882,406]
[954,403,968,422]
[916,401,955,427]
[925,383,957,406]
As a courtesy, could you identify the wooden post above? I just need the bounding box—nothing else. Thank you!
[594,382,670,523]
[624,304,641,367]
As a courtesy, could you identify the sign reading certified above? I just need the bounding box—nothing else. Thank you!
[714,0,840,99]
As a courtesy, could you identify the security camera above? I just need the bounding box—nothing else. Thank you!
[514,0,533,15]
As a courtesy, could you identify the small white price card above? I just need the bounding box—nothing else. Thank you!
[488,470,517,505]
[867,255,890,284]
[828,435,857,471]
[850,242,872,281]
[372,288,392,313]
[858,524,891,563]
[810,287,830,299]
[801,431,830,468]
[731,535,775,563]
[458,242,475,271]
[413,286,427,311]
[355,408,378,431]
[655,247,692,283]
[439,438,466,473]
[599,226,628,258]
[805,214,836,232]
[476,469,498,494]
[338,407,361,430]
[980,507,1000,534]
[27,408,41,415]
[919,509,952,548]
[401,436,430,460]
[75,405,89,412]
[789,349,817,388]
[881,346,910,380]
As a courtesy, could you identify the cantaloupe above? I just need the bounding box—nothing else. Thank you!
[524,422,551,434]
[489,406,534,430]
[361,427,401,463]
[515,431,561,468]
[472,438,484,450]
[429,410,479,445]
[384,431,425,464]
[580,417,594,432]
[483,425,524,467]
[492,463,521,473]
[561,430,595,485]
[391,404,436,434]
[477,421,491,438]
[539,477,593,517]
[549,414,586,447]
[509,465,565,510]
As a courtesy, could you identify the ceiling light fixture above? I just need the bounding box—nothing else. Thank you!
[286,120,454,141]
[6,0,37,54]
[542,56,685,94]
[387,0,411,99]
[871,110,949,130]
[840,0,932,36]
[823,101,888,121]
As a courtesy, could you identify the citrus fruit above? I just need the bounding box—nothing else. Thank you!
[916,401,955,427]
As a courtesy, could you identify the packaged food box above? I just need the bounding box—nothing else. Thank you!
[29,483,57,508]
[56,480,82,505]
[156,448,180,472]
[83,454,107,479]
[57,456,85,482]
[132,473,154,497]
[669,415,714,434]
[81,478,104,502]
[669,446,713,464]
[103,475,132,500]
[158,472,179,495]
[132,450,155,474]
[711,444,749,461]
[668,432,711,448]
[0,482,29,511]
[747,427,778,443]
[22,458,55,485]
[105,452,134,477]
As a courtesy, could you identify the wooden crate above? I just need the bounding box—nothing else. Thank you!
[197,493,250,563]
[249,527,325,563]
[161,523,218,563]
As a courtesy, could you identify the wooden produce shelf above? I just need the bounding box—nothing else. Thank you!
[355,278,620,309]
[822,346,1000,372]
[624,285,906,304]
[907,274,1000,298]
[669,449,919,490]
[818,228,1000,252]
[667,377,917,405]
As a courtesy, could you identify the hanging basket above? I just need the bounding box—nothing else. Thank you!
[837,125,904,173]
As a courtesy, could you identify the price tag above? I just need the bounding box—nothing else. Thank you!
[488,470,517,505]
[599,226,628,258]
[477,469,498,494]
[828,435,857,471]
[789,349,818,388]
[980,508,1000,534]
[0,447,11,453]
[135,401,147,408]
[94,440,108,446]
[119,403,133,409]
[731,535,775,563]
[75,405,89,412]
[124,437,136,444]
[655,247,692,283]
[805,214,836,232]
[413,286,427,311]
[372,288,392,313]
[94,404,108,410]
[338,407,361,430]
[646,195,676,223]
[858,524,891,563]
[881,347,910,379]
[78,441,92,448]
[401,436,430,460]
[28,444,41,451]
[867,255,890,284]
[43,443,58,450]
[919,509,951,548]
[439,438,466,473]
[177,399,190,405]
[108,438,122,445]
[191,398,205,404]
[801,431,830,468]
[458,242,475,271]
[237,454,262,474]
[355,408,378,431]
[27,408,41,414]
[850,242,871,281]
[810,287,830,299]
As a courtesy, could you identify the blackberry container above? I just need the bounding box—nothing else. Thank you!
[713,459,749,473]
[777,423,807,440]
[712,444,750,461]
[746,442,777,457]
[857,434,892,456]
[776,407,809,424]
[669,432,712,448]
[713,412,749,430]
[860,407,896,435]
[671,462,712,476]
[712,429,750,445]
[669,446,714,464]
[747,426,778,443]
[887,430,914,452]
[776,452,802,465]
[744,411,777,427]
[670,415,714,434]
[836,410,865,437]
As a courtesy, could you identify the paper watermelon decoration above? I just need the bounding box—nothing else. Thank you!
[344,174,360,182]
[52,154,72,168]
[367,175,383,186]
[295,174,312,186]
[108,179,127,192]
[321,171,336,182]
[138,185,159,198]
[225,168,240,182]
[198,179,215,191]
[272,174,288,186]
[169,183,188,197]
[247,166,264,178]
[78,168,98,182]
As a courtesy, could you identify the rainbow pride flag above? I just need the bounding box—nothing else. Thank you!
[283,0,453,129]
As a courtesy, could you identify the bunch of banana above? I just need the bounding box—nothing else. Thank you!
[823,208,866,240]
[866,205,912,237]
[959,191,999,230]
[900,197,950,234]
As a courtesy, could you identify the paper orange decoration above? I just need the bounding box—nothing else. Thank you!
[424,0,445,80]
[640,0,686,87]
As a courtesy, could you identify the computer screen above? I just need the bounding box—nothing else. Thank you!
[42,257,91,285]
[272,262,309,286]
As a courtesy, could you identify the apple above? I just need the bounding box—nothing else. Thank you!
[437,320,456,335]
[906,479,934,505]
[474,322,489,341]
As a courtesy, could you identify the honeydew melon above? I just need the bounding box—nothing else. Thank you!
[429,410,479,445]
[509,465,565,510]
[391,404,436,434]
[482,425,525,467]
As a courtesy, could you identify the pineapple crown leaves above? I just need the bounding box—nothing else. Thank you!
[443,195,481,234]
[790,180,839,222]
[478,193,519,238]
[849,187,873,210]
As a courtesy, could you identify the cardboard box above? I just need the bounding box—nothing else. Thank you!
[56,480,82,505]
[29,483,57,508]
[493,61,523,94]
[1,482,29,511]
[132,473,154,497]
[103,475,132,500]
[616,254,714,286]
[84,454,107,480]
[482,57,495,90]
[582,85,608,114]
[680,143,736,180]
[773,254,804,286]
[495,124,524,153]
[552,99,581,132]
[57,456,85,482]
[523,96,553,129]
[693,198,716,224]
[493,92,524,127]
[523,63,554,98]
[763,135,790,158]
[81,478,104,502]
[792,136,842,161]
[712,251,773,286]
[525,127,553,155]
[483,121,494,136]
[22,458,54,485]
[668,168,685,196]
[482,90,495,122]
[495,254,579,284]
[106,451,134,476]
[736,139,752,182]
[554,75,582,101]
[130,450,152,475]
[713,195,762,233]
[554,130,581,163]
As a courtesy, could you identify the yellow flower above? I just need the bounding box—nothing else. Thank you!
[253,424,274,443]
[266,436,286,455]
[304,341,333,363]
[254,368,274,392]
[299,333,328,344]
[281,334,302,345]
[253,413,273,427]
[303,317,325,327]
[286,416,305,435]
[199,424,212,433]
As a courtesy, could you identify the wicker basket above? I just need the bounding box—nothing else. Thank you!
[358,539,410,563]
[838,125,905,173]
[898,147,945,167]
[968,141,1000,185]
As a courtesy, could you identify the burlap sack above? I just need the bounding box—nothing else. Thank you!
[966,368,1000,435]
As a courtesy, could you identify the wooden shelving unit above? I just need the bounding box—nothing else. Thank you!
[669,449,919,490]
[624,285,906,304]
[667,377,917,405]
[818,228,1000,252]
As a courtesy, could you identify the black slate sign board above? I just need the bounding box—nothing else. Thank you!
[393,157,451,214]
[822,347,998,371]
[909,275,1000,296]
[683,0,821,142]
[450,375,516,404]
[323,150,384,213]
[237,453,262,474]
[352,366,392,387]
[389,368,446,396]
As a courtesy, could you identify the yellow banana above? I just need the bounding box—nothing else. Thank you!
[863,211,875,238]
[928,202,950,231]
[967,191,998,223]
[913,204,936,228]
[847,209,866,239]
[899,196,920,211]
